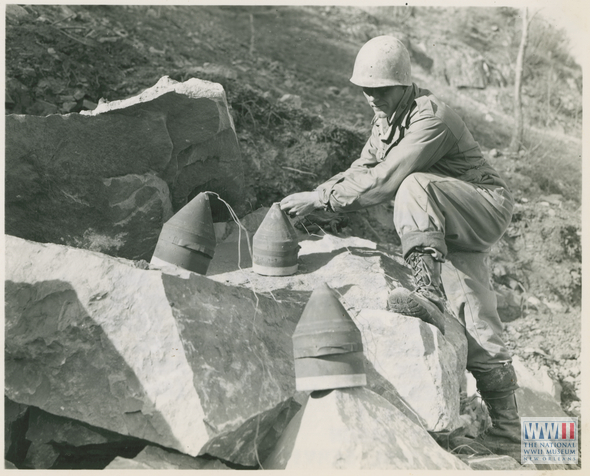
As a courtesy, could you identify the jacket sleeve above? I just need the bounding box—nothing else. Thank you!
[317,114,455,212]
[314,121,381,200]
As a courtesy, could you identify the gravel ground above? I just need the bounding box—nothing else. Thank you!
[504,311,582,418]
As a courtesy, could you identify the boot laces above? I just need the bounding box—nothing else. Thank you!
[408,251,442,296]
[410,255,434,292]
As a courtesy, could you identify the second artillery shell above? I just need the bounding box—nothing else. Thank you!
[252,203,299,276]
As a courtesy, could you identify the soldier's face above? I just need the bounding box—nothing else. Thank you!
[362,86,406,119]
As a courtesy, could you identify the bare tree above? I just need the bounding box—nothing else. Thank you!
[509,7,529,153]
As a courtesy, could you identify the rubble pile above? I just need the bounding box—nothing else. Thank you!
[5,224,570,469]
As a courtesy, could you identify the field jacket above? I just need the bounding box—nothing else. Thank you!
[316,83,508,212]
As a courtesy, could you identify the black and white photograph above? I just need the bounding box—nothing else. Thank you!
[4,1,586,471]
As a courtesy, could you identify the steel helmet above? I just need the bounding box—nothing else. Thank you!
[350,36,412,88]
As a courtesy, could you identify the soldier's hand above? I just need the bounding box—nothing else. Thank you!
[280,191,322,217]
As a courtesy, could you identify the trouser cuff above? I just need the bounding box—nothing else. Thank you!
[472,363,519,395]
[401,231,447,259]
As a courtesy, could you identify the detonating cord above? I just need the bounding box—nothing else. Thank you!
[205,192,269,468]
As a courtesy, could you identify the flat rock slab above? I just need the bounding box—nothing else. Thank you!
[105,445,230,470]
[5,235,300,466]
[210,232,413,314]
[263,387,469,470]
[458,454,535,470]
[5,76,244,260]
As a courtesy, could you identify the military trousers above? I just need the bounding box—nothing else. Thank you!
[393,172,514,372]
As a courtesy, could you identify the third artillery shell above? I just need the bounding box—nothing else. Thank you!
[292,283,367,392]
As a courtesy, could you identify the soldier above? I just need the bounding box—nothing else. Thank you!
[280,36,520,458]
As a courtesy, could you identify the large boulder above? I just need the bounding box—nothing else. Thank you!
[5,215,474,468]
[263,388,469,470]
[5,235,299,466]
[5,76,245,261]
[354,310,467,432]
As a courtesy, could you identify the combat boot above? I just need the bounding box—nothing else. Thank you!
[439,392,521,458]
[446,364,521,459]
[473,390,521,459]
[387,247,447,333]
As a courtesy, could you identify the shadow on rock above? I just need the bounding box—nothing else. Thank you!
[5,280,182,468]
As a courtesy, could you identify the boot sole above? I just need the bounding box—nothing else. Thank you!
[388,288,446,334]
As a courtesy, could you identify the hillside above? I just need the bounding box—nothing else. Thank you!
[5,3,582,421]
[6,5,583,201]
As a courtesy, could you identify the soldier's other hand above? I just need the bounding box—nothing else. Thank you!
[280,191,321,217]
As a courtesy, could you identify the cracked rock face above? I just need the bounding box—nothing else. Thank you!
[5,235,298,466]
[5,76,245,261]
[354,310,467,432]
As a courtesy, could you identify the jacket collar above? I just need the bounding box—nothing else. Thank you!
[377,83,417,140]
